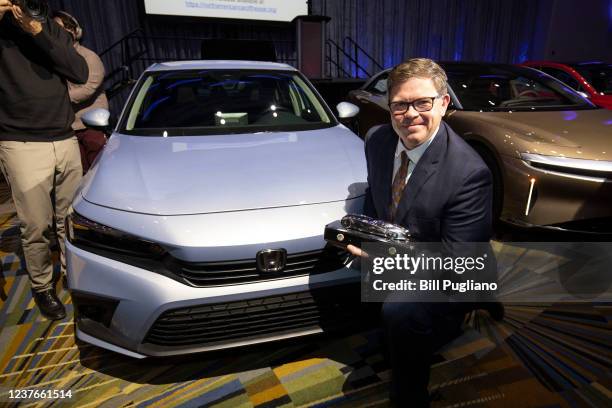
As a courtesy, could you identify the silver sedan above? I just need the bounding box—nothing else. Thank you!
[66,60,366,358]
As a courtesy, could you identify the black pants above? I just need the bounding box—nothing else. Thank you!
[382,301,467,407]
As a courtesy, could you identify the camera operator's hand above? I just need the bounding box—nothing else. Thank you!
[347,244,369,258]
[11,3,42,35]
[0,0,12,21]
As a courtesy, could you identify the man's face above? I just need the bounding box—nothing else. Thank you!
[389,77,450,149]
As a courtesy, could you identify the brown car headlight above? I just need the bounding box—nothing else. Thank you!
[521,153,612,179]
[66,211,165,259]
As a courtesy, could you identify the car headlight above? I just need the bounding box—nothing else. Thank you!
[66,211,165,258]
[520,153,612,180]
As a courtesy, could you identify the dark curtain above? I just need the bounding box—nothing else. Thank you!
[312,0,545,77]
[48,0,141,54]
[47,0,297,112]
[47,0,296,65]
[45,0,550,110]
[48,1,548,72]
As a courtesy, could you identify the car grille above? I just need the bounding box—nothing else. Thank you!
[166,248,351,287]
[143,287,361,347]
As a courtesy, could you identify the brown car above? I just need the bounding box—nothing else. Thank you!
[347,62,612,233]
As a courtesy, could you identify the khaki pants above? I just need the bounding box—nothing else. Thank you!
[0,138,82,292]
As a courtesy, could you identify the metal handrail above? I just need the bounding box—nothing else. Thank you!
[99,28,144,58]
[100,29,380,88]
[325,39,369,78]
[325,42,352,78]
[343,36,384,74]
[99,30,297,100]
[99,27,149,88]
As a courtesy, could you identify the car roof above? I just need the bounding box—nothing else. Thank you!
[146,60,297,72]
[439,62,539,75]
[523,60,609,67]
[563,61,607,66]
[370,61,525,77]
[438,61,516,68]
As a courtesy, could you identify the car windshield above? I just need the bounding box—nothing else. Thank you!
[442,64,596,111]
[121,69,334,135]
[569,63,612,95]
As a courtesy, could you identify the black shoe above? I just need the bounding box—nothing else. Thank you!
[484,301,505,321]
[33,290,66,320]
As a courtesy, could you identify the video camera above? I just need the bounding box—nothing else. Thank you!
[12,0,48,22]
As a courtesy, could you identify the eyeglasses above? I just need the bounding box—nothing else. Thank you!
[389,96,440,114]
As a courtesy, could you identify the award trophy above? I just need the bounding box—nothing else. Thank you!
[324,214,413,250]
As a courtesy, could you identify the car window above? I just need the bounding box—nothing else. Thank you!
[570,63,612,95]
[122,69,334,135]
[443,65,595,111]
[367,74,388,95]
[540,67,581,91]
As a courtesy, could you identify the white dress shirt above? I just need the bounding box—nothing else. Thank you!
[393,125,440,185]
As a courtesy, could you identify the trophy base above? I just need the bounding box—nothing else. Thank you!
[324,220,399,249]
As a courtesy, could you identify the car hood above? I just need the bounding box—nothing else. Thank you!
[81,126,367,215]
[449,108,612,159]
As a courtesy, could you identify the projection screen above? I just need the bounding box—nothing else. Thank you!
[144,0,308,22]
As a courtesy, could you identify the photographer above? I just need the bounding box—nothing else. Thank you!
[0,0,88,320]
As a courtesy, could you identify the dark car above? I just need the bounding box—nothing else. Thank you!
[347,62,612,233]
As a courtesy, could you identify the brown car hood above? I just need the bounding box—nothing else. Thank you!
[450,108,612,160]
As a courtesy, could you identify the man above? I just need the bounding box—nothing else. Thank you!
[53,10,109,173]
[348,58,493,406]
[0,1,88,320]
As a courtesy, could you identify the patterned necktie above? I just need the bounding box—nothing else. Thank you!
[390,151,409,221]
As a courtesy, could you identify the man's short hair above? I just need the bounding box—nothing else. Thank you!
[387,58,448,97]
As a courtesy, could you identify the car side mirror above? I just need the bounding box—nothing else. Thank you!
[82,108,114,135]
[337,102,360,119]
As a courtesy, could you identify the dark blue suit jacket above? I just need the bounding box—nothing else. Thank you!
[364,122,493,243]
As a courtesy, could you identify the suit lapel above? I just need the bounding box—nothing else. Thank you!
[374,129,397,221]
[393,124,448,223]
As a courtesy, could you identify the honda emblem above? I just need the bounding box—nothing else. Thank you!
[256,249,287,273]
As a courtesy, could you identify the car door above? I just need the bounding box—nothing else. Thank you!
[347,72,391,137]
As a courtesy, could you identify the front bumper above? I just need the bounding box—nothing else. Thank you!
[501,156,612,232]
[66,242,361,358]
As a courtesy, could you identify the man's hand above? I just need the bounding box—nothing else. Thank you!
[346,244,368,258]
[0,0,12,21]
[11,4,42,35]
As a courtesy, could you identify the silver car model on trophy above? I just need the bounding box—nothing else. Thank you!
[325,214,412,249]
[65,60,367,358]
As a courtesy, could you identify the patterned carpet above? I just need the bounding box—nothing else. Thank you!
[0,178,610,407]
